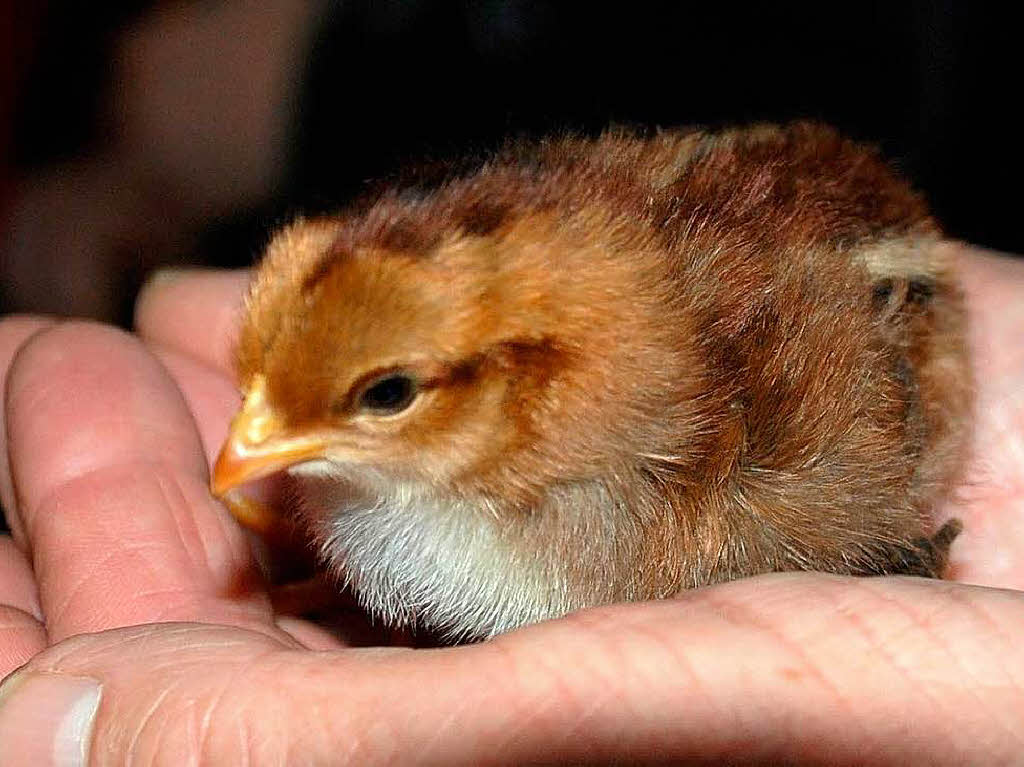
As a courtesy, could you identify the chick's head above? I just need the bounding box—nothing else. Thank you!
[215,196,702,515]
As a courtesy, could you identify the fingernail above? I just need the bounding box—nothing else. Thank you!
[0,671,101,767]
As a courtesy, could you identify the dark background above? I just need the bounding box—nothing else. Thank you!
[2,0,1021,325]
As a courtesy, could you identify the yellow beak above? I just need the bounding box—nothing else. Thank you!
[211,375,329,530]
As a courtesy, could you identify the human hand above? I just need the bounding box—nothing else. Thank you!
[0,246,1021,765]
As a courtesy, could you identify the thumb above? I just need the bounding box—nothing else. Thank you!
[0,575,1022,766]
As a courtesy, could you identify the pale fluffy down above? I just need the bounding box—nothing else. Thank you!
[291,462,643,640]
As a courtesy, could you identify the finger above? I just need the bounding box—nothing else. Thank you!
[0,537,41,622]
[1,575,1022,765]
[5,321,272,641]
[144,346,298,585]
[948,248,1024,588]
[273,616,349,651]
[0,315,58,543]
[134,268,250,376]
[149,347,241,467]
[0,609,46,680]
[0,536,46,677]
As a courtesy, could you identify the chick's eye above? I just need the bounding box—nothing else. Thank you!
[358,374,419,415]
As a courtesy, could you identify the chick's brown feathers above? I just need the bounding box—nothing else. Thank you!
[219,123,970,639]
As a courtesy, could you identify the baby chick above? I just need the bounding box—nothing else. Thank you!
[213,123,970,640]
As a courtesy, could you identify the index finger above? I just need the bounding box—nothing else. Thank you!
[0,315,57,543]
[134,268,250,376]
[5,321,273,642]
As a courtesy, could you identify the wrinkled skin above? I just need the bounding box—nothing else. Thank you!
[0,246,1021,765]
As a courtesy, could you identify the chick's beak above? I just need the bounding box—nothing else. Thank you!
[211,375,329,497]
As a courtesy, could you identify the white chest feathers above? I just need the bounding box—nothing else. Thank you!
[290,464,640,640]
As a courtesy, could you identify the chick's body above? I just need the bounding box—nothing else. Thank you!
[220,123,970,639]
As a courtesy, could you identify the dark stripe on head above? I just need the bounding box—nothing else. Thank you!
[301,235,353,295]
[456,201,514,237]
